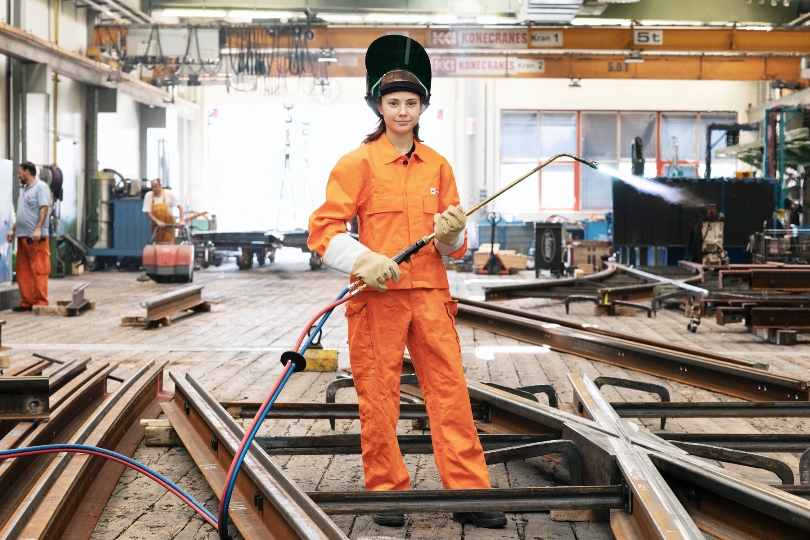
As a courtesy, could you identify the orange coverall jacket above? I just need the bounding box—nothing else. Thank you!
[307,132,467,286]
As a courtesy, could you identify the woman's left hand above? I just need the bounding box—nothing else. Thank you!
[434,205,466,245]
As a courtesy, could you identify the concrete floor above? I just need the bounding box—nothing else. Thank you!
[2,248,809,540]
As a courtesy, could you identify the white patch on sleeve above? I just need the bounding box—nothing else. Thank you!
[435,232,465,256]
[323,233,370,274]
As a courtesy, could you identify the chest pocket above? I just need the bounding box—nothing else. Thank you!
[422,195,438,214]
[367,195,404,214]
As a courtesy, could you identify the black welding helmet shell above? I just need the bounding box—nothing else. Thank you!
[365,35,431,118]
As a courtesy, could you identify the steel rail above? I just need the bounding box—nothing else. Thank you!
[0,360,157,538]
[140,285,205,321]
[455,298,769,370]
[483,264,618,300]
[307,486,626,514]
[221,402,488,421]
[656,433,810,453]
[164,372,347,540]
[0,362,115,527]
[615,264,709,299]
[454,302,809,401]
[570,373,704,540]
[611,401,810,418]
[1,359,52,377]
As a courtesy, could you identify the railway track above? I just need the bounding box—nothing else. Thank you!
[159,299,810,539]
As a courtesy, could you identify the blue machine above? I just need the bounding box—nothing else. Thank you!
[88,198,152,258]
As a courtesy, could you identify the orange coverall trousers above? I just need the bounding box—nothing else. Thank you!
[16,236,50,307]
[345,287,491,491]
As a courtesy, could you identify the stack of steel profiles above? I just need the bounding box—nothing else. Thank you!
[0,360,167,539]
[165,367,810,540]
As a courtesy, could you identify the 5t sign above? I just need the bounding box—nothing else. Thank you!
[634,30,663,46]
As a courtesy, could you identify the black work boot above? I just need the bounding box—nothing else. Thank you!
[372,514,405,527]
[452,511,508,528]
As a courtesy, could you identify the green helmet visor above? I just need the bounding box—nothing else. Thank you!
[365,35,432,117]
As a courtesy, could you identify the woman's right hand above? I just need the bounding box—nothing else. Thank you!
[351,251,402,292]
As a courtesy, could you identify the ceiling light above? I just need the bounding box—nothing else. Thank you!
[431,14,458,24]
[625,51,644,63]
[317,13,364,22]
[570,17,632,26]
[475,15,518,24]
[365,13,431,24]
[162,9,227,18]
[227,10,304,19]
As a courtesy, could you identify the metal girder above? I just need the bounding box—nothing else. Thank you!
[454,302,808,401]
[0,23,195,111]
[307,486,625,515]
[0,360,164,539]
[222,402,489,421]
[720,268,810,292]
[611,401,810,419]
[256,433,559,455]
[164,372,347,540]
[140,285,206,321]
[0,378,49,421]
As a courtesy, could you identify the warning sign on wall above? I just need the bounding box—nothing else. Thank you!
[430,28,528,48]
[432,56,544,76]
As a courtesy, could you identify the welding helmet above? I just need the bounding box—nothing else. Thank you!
[365,35,431,118]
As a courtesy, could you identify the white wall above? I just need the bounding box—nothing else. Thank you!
[98,93,140,179]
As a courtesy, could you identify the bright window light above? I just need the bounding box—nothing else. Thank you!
[476,15,518,24]
[365,13,431,23]
[162,9,227,18]
[570,17,632,26]
[317,13,364,22]
[228,10,304,19]
[431,14,458,24]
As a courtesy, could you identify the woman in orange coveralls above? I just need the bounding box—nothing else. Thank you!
[307,35,507,530]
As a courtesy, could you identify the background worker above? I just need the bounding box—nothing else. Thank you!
[308,35,506,530]
[6,161,51,311]
[143,179,184,243]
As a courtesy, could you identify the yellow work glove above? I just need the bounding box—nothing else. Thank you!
[351,251,402,292]
[433,205,467,246]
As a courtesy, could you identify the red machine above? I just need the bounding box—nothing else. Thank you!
[142,225,194,283]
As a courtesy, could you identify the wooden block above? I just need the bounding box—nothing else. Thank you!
[303,349,338,371]
[226,405,244,419]
[121,316,148,327]
[140,419,172,427]
[775,330,797,346]
[573,269,585,279]
[145,426,183,447]
[550,509,609,522]
[593,304,610,317]
[0,355,9,369]
[33,305,67,316]
[613,305,638,317]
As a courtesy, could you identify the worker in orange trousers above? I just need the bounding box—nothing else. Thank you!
[7,161,51,311]
[308,35,507,530]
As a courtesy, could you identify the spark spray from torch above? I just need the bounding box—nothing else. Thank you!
[600,165,707,208]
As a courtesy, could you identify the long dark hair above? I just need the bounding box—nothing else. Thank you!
[363,70,427,145]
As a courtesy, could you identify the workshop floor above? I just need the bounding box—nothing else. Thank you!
[3,248,809,540]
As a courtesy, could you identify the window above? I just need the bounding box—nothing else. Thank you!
[499,109,737,213]
[620,113,656,160]
[540,113,577,157]
[662,114,698,162]
[582,114,617,159]
[501,112,537,160]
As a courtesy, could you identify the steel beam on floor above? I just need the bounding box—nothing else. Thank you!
[307,486,626,514]
[454,302,808,401]
[141,285,206,321]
